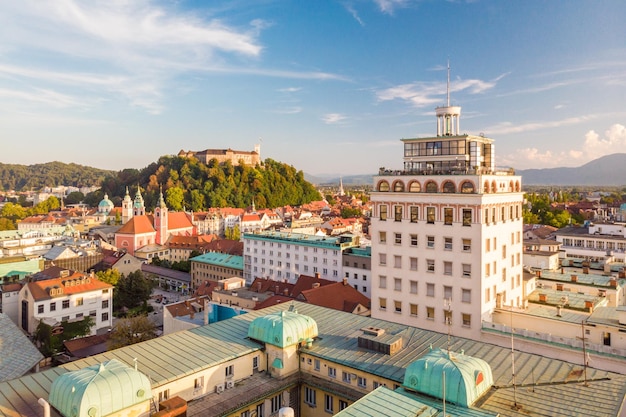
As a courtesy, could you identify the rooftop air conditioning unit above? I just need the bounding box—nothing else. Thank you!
[226,380,235,389]
[215,384,225,393]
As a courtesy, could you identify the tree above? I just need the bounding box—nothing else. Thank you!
[341,207,362,218]
[0,218,16,231]
[114,270,154,311]
[165,186,185,211]
[65,191,85,205]
[96,268,122,286]
[107,315,157,349]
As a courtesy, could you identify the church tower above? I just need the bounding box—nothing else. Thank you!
[133,187,145,217]
[122,187,133,224]
[155,187,168,245]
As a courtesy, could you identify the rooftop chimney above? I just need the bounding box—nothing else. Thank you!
[315,272,320,279]
[342,277,348,286]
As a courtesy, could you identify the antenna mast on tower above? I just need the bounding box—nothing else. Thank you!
[446,59,450,107]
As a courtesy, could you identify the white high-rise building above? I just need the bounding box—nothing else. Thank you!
[370,69,524,339]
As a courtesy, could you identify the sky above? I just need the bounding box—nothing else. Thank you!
[1,1,625,177]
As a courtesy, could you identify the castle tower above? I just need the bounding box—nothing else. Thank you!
[133,187,145,217]
[370,65,523,340]
[121,187,133,224]
[154,187,168,245]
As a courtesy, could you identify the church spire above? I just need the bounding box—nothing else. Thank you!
[157,186,166,208]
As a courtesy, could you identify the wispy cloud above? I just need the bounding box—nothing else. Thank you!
[278,87,302,93]
[484,114,603,135]
[272,107,303,114]
[376,74,503,108]
[344,3,365,26]
[0,1,343,115]
[322,113,347,124]
[374,0,409,15]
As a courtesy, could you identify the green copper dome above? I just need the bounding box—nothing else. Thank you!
[247,309,318,348]
[49,359,151,417]
[403,349,493,407]
[97,194,114,214]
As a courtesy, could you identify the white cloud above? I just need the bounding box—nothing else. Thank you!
[374,0,409,14]
[582,124,626,160]
[376,74,502,108]
[501,123,626,169]
[322,113,347,124]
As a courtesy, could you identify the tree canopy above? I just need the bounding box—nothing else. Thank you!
[100,156,321,210]
[0,161,114,191]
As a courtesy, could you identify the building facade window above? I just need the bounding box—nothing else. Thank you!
[410,206,418,222]
[444,208,453,225]
[394,205,403,222]
[427,283,435,297]
[427,235,435,248]
[325,394,334,413]
[410,303,418,316]
[462,289,471,303]
[380,205,387,221]
[427,207,435,224]
[305,387,316,406]
[462,209,472,226]
[410,280,418,294]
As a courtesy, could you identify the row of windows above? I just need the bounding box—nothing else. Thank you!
[37,299,108,314]
[250,240,337,255]
[250,250,339,264]
[377,178,521,194]
[252,265,338,277]
[378,299,472,326]
[254,256,333,265]
[380,232,471,251]
[378,278,472,301]
[378,255,472,277]
[56,312,109,322]
[378,205,473,226]
[377,204,521,224]
[303,387,348,413]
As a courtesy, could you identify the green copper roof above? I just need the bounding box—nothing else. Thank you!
[403,348,493,407]
[191,252,243,270]
[49,359,151,417]
[247,309,318,348]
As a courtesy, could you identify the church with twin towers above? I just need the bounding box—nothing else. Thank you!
[370,69,524,339]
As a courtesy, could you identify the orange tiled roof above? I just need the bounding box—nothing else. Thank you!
[167,212,194,230]
[116,215,155,234]
[26,273,112,302]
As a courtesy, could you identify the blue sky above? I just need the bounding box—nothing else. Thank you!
[1,1,625,177]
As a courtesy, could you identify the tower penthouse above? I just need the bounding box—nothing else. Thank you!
[370,71,524,339]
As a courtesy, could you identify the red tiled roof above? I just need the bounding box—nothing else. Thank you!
[1,283,22,293]
[300,281,371,312]
[116,215,155,234]
[194,280,219,297]
[241,214,262,222]
[254,295,294,310]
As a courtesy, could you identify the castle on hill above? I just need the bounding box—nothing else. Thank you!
[177,144,261,166]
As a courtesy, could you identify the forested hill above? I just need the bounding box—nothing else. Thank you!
[0,161,115,191]
[101,156,321,211]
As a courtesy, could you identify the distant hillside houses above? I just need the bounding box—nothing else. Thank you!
[177,144,261,166]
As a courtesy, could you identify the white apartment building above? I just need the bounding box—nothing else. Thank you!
[242,231,360,284]
[555,222,626,263]
[342,247,372,297]
[18,268,113,335]
[370,80,524,339]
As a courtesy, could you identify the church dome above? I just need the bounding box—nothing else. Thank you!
[403,348,493,407]
[247,309,318,348]
[97,194,114,214]
[49,359,151,417]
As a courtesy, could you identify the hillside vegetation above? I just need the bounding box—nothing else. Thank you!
[0,161,115,191]
[101,156,321,210]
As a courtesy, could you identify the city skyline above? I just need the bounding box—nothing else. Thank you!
[1,1,625,176]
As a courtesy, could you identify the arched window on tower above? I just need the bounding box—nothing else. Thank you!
[443,181,456,193]
[425,181,438,193]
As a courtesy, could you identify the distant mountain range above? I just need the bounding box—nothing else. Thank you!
[517,153,626,186]
[307,153,626,187]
